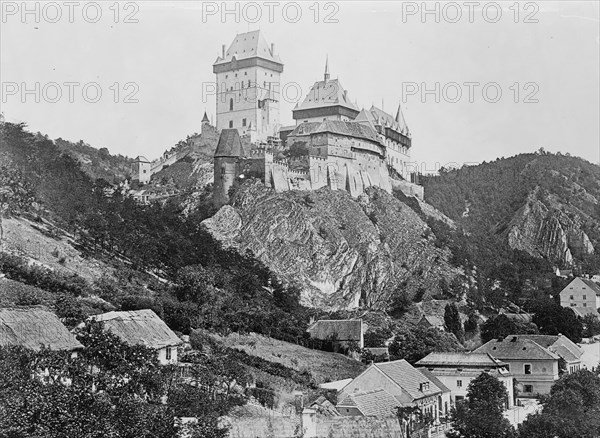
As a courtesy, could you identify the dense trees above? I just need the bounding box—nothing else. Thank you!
[518,370,600,438]
[532,300,583,343]
[480,314,538,344]
[389,325,463,364]
[0,323,233,438]
[447,373,515,438]
[444,303,464,342]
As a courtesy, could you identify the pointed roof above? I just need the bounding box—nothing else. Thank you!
[294,78,358,113]
[135,155,151,163]
[201,111,210,123]
[289,120,381,145]
[416,352,507,368]
[214,129,246,158]
[214,30,282,66]
[324,55,330,81]
[355,105,410,137]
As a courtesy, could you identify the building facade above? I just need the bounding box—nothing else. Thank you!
[559,277,600,318]
[473,337,559,397]
[416,352,514,408]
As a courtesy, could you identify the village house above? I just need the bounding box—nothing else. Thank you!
[337,359,449,422]
[415,352,513,409]
[505,334,583,374]
[559,277,600,318]
[473,336,559,397]
[0,306,83,357]
[417,314,445,331]
[307,319,364,349]
[87,309,182,365]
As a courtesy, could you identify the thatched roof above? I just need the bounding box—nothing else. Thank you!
[89,309,182,349]
[0,306,83,351]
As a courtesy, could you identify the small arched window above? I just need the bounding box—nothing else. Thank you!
[229,98,234,111]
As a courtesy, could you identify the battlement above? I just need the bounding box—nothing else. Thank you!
[309,155,328,162]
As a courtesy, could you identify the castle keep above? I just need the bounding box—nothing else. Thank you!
[209,31,418,207]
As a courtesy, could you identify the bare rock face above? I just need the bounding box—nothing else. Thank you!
[507,189,594,265]
[201,182,460,309]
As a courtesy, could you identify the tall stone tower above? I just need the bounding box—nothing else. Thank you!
[213,31,283,143]
[133,156,151,184]
[213,129,246,208]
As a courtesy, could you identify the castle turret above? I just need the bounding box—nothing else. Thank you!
[133,156,151,184]
[213,129,246,207]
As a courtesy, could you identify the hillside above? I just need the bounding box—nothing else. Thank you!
[202,181,462,309]
[421,153,600,271]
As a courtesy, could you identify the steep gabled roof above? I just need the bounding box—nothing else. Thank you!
[509,335,582,362]
[374,359,442,400]
[417,368,451,393]
[214,129,246,158]
[473,337,559,361]
[307,319,362,342]
[337,389,400,417]
[0,307,83,351]
[294,78,358,113]
[89,309,181,349]
[214,30,282,65]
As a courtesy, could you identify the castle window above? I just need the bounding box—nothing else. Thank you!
[248,80,251,87]
[229,121,233,128]
[583,303,587,307]
[221,166,225,175]
[225,75,228,79]
[244,71,247,75]
[229,98,234,111]
[583,295,586,300]
[242,118,247,127]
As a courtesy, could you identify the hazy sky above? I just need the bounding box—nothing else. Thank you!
[1,1,599,170]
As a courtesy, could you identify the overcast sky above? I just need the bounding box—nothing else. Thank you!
[1,1,599,170]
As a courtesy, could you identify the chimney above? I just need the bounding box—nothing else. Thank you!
[271,43,275,55]
[222,44,226,59]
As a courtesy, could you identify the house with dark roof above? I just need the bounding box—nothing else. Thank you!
[307,319,364,349]
[336,388,400,417]
[416,352,513,408]
[473,336,559,397]
[0,307,83,356]
[503,334,583,374]
[338,359,444,422]
[559,277,600,319]
[88,309,182,365]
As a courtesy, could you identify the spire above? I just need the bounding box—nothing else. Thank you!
[324,55,330,82]
[395,101,409,135]
[202,111,210,123]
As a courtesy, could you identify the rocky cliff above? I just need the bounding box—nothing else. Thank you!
[201,181,461,309]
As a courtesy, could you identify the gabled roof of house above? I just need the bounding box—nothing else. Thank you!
[419,315,445,328]
[500,335,583,363]
[214,129,246,158]
[89,309,182,349]
[473,337,559,361]
[294,78,358,113]
[0,307,83,351]
[417,368,451,393]
[307,319,362,342]
[560,277,600,296]
[214,30,282,65]
[571,307,600,318]
[337,389,400,417]
[415,352,506,368]
[374,359,442,400]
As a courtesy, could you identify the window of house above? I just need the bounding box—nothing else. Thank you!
[143,170,146,173]
[244,71,247,76]
[571,303,577,307]
[524,364,532,374]
[229,121,233,128]
[229,98,234,111]
[583,295,586,300]
[457,380,463,388]
[225,75,228,79]
[570,295,574,300]
[166,348,172,360]
[523,385,533,393]
[248,80,251,87]
[242,118,247,127]
[583,303,587,307]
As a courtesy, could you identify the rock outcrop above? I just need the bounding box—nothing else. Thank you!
[507,189,594,265]
[201,182,460,309]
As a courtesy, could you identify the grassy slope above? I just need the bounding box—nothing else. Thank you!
[206,331,366,385]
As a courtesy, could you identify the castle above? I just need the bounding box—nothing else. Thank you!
[212,30,421,207]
